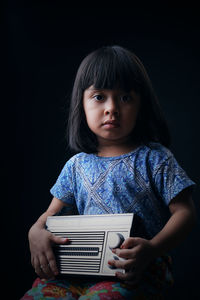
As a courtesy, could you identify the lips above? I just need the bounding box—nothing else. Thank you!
[102,119,120,128]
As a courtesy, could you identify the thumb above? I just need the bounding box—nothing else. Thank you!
[50,234,69,245]
[121,237,142,249]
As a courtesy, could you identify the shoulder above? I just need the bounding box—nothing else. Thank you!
[70,152,93,162]
[136,142,174,171]
[63,152,93,168]
[146,142,173,162]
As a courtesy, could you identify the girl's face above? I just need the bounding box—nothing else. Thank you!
[83,86,141,149]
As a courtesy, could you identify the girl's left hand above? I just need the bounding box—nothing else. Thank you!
[108,237,155,286]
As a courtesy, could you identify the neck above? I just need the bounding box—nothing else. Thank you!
[97,139,139,157]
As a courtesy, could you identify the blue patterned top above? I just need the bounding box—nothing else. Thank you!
[50,143,195,239]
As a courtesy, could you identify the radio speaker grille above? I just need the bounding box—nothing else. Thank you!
[52,231,105,273]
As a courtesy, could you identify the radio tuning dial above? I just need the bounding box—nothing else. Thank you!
[108,233,125,249]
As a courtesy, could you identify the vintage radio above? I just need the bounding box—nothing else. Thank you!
[46,213,134,277]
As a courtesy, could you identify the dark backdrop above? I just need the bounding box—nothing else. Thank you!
[3,1,200,299]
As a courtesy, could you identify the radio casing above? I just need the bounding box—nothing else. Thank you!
[46,213,134,277]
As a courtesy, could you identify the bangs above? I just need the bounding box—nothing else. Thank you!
[79,46,142,92]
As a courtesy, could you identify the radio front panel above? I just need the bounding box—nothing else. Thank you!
[46,213,134,276]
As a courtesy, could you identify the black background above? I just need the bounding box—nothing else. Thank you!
[3,1,200,299]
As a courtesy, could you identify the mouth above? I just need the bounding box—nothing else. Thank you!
[102,119,120,128]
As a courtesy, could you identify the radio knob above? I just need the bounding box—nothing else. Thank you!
[108,233,125,249]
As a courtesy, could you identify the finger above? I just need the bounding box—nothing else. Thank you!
[34,257,47,279]
[121,237,142,249]
[112,248,135,259]
[46,250,59,276]
[115,270,138,282]
[108,258,135,271]
[39,255,55,279]
[50,234,69,245]
[124,272,142,287]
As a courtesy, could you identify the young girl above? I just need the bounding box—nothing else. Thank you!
[21,46,196,299]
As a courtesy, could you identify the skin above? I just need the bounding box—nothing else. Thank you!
[28,86,196,284]
[83,86,141,157]
[110,188,196,286]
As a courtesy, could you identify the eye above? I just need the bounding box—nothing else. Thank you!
[93,94,104,101]
[120,94,132,102]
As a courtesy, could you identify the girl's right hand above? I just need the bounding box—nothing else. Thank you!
[28,224,68,279]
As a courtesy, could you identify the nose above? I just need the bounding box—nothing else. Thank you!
[104,97,119,116]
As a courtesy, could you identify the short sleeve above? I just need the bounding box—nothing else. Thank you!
[154,155,195,205]
[50,158,75,205]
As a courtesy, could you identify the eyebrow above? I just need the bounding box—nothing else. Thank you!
[86,86,137,96]
[86,87,105,96]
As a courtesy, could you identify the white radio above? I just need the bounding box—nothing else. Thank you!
[46,213,134,277]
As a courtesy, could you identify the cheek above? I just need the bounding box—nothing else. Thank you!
[124,108,138,122]
[122,108,140,131]
[85,113,93,127]
[85,109,100,129]
[84,104,92,121]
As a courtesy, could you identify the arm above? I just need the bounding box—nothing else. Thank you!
[150,188,196,255]
[28,197,71,279]
[109,188,196,285]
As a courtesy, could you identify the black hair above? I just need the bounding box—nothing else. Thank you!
[67,45,171,153]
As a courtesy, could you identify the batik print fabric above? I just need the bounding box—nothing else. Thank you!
[50,142,195,239]
[21,255,173,299]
